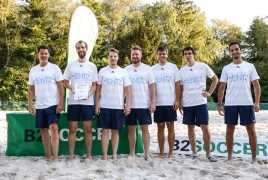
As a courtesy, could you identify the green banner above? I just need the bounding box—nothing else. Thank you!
[6,112,144,156]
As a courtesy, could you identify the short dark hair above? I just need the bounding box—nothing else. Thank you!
[37,45,50,53]
[182,46,196,55]
[107,48,119,57]
[75,40,88,49]
[229,42,242,50]
[156,46,168,54]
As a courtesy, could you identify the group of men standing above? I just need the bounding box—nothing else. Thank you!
[28,41,260,164]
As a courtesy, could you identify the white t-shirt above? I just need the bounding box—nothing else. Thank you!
[151,62,180,106]
[63,60,98,105]
[125,63,155,108]
[220,61,260,106]
[180,62,215,107]
[28,62,63,109]
[98,66,131,109]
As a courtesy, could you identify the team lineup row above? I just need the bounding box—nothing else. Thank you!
[27,41,261,164]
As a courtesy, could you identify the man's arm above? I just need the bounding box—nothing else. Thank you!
[56,80,64,114]
[217,82,226,116]
[28,85,35,116]
[124,85,131,115]
[178,84,183,115]
[95,84,101,115]
[149,83,156,114]
[64,80,75,93]
[202,75,218,97]
[252,79,261,112]
[173,81,180,111]
[88,82,97,98]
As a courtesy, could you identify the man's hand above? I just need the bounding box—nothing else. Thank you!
[178,103,184,115]
[254,103,260,112]
[124,104,130,116]
[218,105,224,116]
[95,104,100,115]
[149,102,156,114]
[56,104,63,114]
[202,90,211,98]
[28,105,35,116]
[173,100,179,111]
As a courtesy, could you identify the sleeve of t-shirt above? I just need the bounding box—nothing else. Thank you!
[28,69,34,85]
[220,67,228,83]
[54,65,64,82]
[97,69,103,85]
[123,69,131,87]
[250,64,260,81]
[92,65,98,82]
[174,66,181,82]
[148,66,155,84]
[205,63,215,79]
[63,64,71,80]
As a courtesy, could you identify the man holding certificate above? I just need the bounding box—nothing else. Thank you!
[63,40,98,160]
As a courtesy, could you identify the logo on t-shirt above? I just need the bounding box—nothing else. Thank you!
[161,68,164,70]
[41,69,44,72]
[134,69,137,72]
[79,65,83,67]
[190,69,193,71]
[236,66,240,68]
[111,71,115,73]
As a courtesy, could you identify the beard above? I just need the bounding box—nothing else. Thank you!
[78,51,86,58]
[131,58,141,64]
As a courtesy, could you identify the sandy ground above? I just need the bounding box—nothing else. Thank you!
[0,111,268,180]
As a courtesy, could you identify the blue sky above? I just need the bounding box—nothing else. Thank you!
[141,0,268,31]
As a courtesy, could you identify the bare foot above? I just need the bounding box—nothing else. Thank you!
[144,154,151,161]
[102,156,108,160]
[251,160,258,165]
[52,158,59,162]
[158,154,164,158]
[86,156,92,160]
[224,159,233,164]
[112,156,117,160]
[68,156,74,161]
[128,154,135,158]
[168,154,174,158]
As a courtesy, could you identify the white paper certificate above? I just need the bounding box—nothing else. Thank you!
[74,83,89,100]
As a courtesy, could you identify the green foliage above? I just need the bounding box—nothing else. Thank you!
[1,0,268,106]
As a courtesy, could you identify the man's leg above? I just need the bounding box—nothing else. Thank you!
[68,121,78,160]
[101,128,110,160]
[128,125,136,157]
[166,121,175,158]
[49,123,59,160]
[157,122,165,158]
[140,124,150,160]
[84,121,93,159]
[200,125,211,157]
[245,123,257,163]
[226,124,235,163]
[111,129,119,160]
[40,128,52,159]
[187,125,197,156]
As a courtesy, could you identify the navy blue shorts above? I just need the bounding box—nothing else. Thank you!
[224,105,256,126]
[183,104,208,126]
[153,106,177,123]
[67,105,95,121]
[35,105,60,128]
[97,108,125,130]
[126,108,152,125]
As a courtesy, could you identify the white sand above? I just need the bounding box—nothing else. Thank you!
[0,111,268,179]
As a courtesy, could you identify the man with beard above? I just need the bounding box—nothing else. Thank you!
[63,40,98,160]
[28,45,64,161]
[124,46,156,160]
[218,42,261,164]
[151,46,181,158]
[95,48,131,160]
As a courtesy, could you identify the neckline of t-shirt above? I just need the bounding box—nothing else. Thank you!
[232,61,244,65]
[38,62,50,68]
